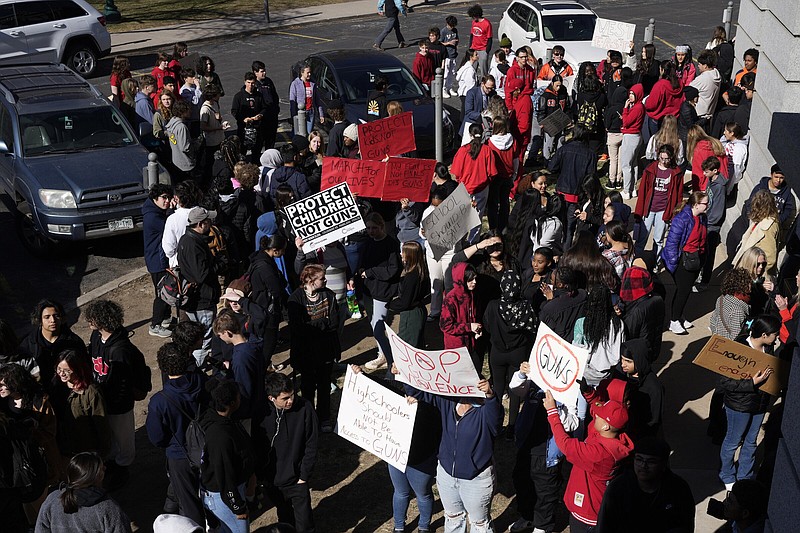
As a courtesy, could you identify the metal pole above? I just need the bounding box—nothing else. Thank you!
[644,18,655,45]
[264,0,271,23]
[296,109,308,137]
[723,1,734,39]
[145,152,159,187]
[433,67,444,163]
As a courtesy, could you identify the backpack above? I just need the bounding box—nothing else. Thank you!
[129,345,152,401]
[157,267,194,308]
[160,392,205,470]
[532,85,548,114]
[577,100,599,132]
[0,418,48,502]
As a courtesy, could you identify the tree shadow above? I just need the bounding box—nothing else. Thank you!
[314,460,394,532]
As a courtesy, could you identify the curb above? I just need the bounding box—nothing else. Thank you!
[67,266,149,312]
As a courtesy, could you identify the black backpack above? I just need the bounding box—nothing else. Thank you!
[158,267,194,308]
[0,417,48,502]
[160,391,205,470]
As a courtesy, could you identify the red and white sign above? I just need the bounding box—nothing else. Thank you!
[358,112,416,161]
[528,322,589,406]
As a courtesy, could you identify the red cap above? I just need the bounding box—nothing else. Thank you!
[594,400,628,430]
[506,78,524,95]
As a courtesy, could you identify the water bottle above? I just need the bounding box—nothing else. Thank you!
[346,289,361,319]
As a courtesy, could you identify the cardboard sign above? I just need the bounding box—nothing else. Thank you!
[421,183,481,261]
[591,18,636,53]
[321,157,386,198]
[693,335,788,396]
[538,108,573,137]
[386,324,484,398]
[358,112,416,161]
[284,183,366,253]
[336,366,417,472]
[528,322,589,407]
[381,157,436,203]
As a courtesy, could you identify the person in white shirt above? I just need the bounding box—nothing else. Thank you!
[161,181,203,268]
[689,50,721,121]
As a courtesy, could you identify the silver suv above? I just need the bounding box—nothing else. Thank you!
[0,0,111,77]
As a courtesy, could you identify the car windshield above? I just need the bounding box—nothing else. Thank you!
[336,66,425,103]
[19,106,137,157]
[541,14,596,42]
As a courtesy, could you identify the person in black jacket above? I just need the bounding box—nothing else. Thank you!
[18,299,87,388]
[620,266,665,362]
[85,299,150,489]
[572,75,607,155]
[178,207,223,367]
[252,60,280,151]
[288,264,342,431]
[617,339,664,440]
[678,85,701,146]
[248,234,288,369]
[230,72,266,163]
[719,315,777,490]
[711,86,742,138]
[201,379,255,532]
[143,183,174,338]
[325,100,350,157]
[538,266,587,343]
[260,372,318,532]
[388,242,430,348]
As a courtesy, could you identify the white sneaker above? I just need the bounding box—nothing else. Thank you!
[669,320,687,334]
[682,319,694,329]
[621,190,631,200]
[508,518,534,532]
[631,190,638,198]
[450,89,459,97]
[724,482,734,491]
[443,91,450,98]
[364,353,387,370]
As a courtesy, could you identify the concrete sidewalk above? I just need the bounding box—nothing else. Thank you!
[110,0,472,54]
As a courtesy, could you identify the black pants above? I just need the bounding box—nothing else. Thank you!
[166,456,205,527]
[489,348,524,427]
[563,201,578,249]
[486,177,512,232]
[297,359,333,423]
[670,259,700,321]
[150,271,173,328]
[261,117,279,151]
[265,482,315,532]
[777,253,800,296]
[569,516,596,533]
[512,451,562,531]
[263,326,279,366]
[700,229,721,284]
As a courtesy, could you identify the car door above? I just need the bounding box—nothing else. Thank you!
[0,4,28,62]
[0,104,18,192]
[14,1,59,62]
[507,2,533,48]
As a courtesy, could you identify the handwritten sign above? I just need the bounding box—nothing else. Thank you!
[336,367,417,471]
[358,112,416,161]
[386,324,484,398]
[693,335,787,396]
[528,322,589,406]
[321,157,386,197]
[591,18,636,53]
[421,183,481,261]
[381,157,436,203]
[284,183,366,253]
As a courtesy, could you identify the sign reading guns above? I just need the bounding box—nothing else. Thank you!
[528,322,589,407]
[693,335,788,396]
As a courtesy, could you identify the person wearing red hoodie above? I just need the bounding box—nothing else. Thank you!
[506,77,532,169]
[505,48,536,108]
[412,40,436,90]
[440,262,482,368]
[486,115,516,232]
[620,83,645,200]
[643,61,684,149]
[451,123,493,230]
[544,389,634,533]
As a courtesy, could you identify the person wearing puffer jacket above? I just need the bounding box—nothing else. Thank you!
[485,115,515,232]
[660,192,708,334]
[620,265,665,363]
[619,84,645,199]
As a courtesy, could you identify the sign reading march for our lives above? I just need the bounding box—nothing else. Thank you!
[336,366,417,472]
[386,324,484,398]
[528,322,589,407]
[284,183,366,254]
[591,18,636,54]
[421,183,481,261]
[320,157,386,198]
[358,111,416,161]
[380,157,436,203]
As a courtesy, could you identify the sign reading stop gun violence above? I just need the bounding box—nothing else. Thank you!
[284,183,365,254]
[693,335,788,396]
[336,366,417,472]
[358,111,416,161]
[320,157,386,198]
[386,324,485,398]
[591,18,636,53]
[421,183,482,260]
[380,157,436,203]
[528,322,589,407]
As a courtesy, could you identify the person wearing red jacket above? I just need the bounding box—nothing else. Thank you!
[634,144,684,257]
[440,262,481,364]
[412,40,436,89]
[507,77,533,169]
[505,48,536,108]
[620,83,645,199]
[544,390,634,532]
[643,61,684,148]
[451,123,493,231]
[486,115,516,232]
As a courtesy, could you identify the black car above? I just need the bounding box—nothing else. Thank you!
[298,50,455,154]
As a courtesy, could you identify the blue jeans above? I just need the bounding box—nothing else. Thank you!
[185,308,215,367]
[388,458,436,530]
[720,407,765,484]
[203,484,249,533]
[436,462,495,533]
[635,210,668,257]
[468,187,489,243]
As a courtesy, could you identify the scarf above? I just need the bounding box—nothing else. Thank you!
[498,270,536,330]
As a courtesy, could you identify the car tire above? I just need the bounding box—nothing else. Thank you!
[15,206,57,257]
[63,43,98,78]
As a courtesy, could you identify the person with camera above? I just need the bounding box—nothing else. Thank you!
[707,479,768,533]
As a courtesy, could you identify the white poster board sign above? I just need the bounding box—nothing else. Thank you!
[386,324,484,398]
[284,183,366,253]
[591,18,636,53]
[528,322,589,407]
[421,183,481,261]
[336,366,417,472]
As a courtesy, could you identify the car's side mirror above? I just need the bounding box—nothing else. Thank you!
[525,31,539,41]
[0,140,10,155]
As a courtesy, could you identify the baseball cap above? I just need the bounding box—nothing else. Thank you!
[594,400,628,430]
[187,207,216,225]
[219,288,245,303]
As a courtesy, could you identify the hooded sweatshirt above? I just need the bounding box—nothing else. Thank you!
[644,79,683,120]
[134,91,155,126]
[621,84,645,134]
[619,338,664,438]
[689,67,721,117]
[260,395,318,487]
[745,176,796,228]
[603,86,627,133]
[269,165,311,202]
[440,262,478,350]
[37,487,130,533]
[165,116,195,171]
[142,198,170,273]
[90,328,148,415]
[145,372,207,459]
[487,133,515,179]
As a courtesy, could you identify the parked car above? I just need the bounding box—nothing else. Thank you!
[0,0,111,77]
[296,49,455,154]
[497,0,607,71]
[0,63,168,255]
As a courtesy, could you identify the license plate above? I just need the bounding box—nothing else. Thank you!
[108,217,134,231]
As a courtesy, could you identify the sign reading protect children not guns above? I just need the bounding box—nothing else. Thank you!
[358,111,416,161]
[528,322,589,407]
[693,335,787,396]
[284,182,366,254]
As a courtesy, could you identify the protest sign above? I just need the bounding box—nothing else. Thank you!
[421,183,481,260]
[336,366,417,471]
[358,111,416,161]
[386,324,484,398]
[381,157,436,203]
[284,183,366,254]
[591,18,636,54]
[536,74,575,95]
[538,108,573,137]
[321,157,386,197]
[693,335,787,396]
[528,322,589,406]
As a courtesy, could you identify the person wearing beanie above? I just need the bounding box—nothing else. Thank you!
[673,44,696,86]
[619,266,665,363]
[491,36,515,70]
[153,513,204,533]
[543,390,634,531]
[341,123,360,159]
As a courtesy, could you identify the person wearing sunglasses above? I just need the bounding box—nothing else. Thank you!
[538,45,574,81]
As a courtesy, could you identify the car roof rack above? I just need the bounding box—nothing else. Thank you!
[529,0,592,11]
[0,64,92,102]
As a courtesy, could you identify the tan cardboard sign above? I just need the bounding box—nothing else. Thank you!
[692,335,788,396]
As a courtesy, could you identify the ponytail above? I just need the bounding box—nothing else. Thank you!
[60,452,104,514]
[468,123,484,160]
